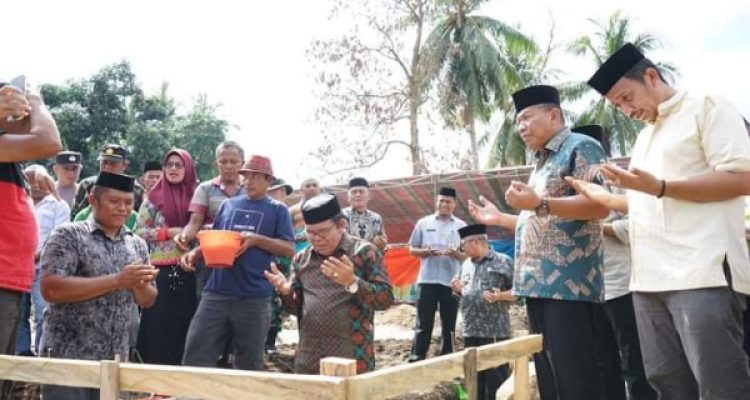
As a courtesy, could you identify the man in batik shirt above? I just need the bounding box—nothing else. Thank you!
[267,193,394,374]
[451,224,514,400]
[342,177,387,250]
[40,172,158,400]
[469,85,610,400]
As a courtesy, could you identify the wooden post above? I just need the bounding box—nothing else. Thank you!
[463,348,477,400]
[321,358,356,400]
[320,357,357,378]
[100,355,120,400]
[512,356,530,400]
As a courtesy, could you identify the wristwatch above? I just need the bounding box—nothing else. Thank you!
[535,197,550,218]
[345,278,360,294]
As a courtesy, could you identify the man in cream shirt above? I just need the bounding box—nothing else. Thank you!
[587,43,750,399]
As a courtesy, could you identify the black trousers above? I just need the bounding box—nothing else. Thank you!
[464,337,511,400]
[0,289,21,400]
[527,298,605,400]
[593,294,657,400]
[136,265,197,365]
[409,283,458,361]
[743,295,750,368]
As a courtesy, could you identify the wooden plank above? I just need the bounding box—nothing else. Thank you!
[347,350,466,400]
[476,335,542,371]
[320,357,357,378]
[512,356,530,400]
[99,358,119,400]
[463,348,477,400]
[496,360,537,400]
[0,355,100,388]
[118,363,346,400]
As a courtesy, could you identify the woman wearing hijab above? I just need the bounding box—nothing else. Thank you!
[135,149,198,365]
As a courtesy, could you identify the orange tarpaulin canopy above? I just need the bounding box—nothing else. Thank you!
[384,247,420,287]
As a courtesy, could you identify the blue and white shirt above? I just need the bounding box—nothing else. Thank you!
[513,128,607,302]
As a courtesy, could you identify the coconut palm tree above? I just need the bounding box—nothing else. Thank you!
[420,0,535,169]
[482,22,589,168]
[568,10,677,155]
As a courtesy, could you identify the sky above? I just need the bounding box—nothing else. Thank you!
[3,0,749,186]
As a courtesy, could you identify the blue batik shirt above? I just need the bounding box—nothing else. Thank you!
[513,128,607,302]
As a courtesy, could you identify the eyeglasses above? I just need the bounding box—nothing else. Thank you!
[165,162,184,169]
[305,223,337,239]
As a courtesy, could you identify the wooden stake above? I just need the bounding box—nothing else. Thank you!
[99,355,120,400]
[320,357,357,378]
[463,348,477,400]
[512,356,530,400]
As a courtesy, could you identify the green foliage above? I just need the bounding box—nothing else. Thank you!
[421,0,536,169]
[40,61,228,181]
[174,95,230,181]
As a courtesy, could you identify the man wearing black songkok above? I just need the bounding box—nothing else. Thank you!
[40,172,158,400]
[266,193,394,374]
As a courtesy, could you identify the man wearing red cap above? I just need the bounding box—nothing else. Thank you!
[181,155,295,371]
[584,43,750,398]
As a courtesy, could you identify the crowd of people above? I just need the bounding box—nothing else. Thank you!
[1,42,749,400]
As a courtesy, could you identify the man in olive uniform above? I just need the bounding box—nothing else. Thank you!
[71,144,145,217]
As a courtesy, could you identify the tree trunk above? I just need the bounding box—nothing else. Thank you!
[409,98,422,174]
[466,108,479,170]
[407,0,427,175]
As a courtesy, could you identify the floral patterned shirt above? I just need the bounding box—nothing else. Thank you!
[39,219,150,361]
[281,234,394,374]
[513,128,607,302]
[135,199,183,266]
[459,251,514,339]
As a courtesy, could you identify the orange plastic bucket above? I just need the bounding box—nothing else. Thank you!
[197,230,242,268]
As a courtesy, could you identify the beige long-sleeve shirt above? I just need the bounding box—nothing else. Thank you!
[628,91,750,293]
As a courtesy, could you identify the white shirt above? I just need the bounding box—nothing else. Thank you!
[408,214,466,286]
[628,91,750,293]
[34,194,71,254]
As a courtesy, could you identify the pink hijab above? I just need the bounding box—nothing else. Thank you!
[147,149,197,227]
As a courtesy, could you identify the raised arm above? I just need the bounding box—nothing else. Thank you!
[0,88,61,162]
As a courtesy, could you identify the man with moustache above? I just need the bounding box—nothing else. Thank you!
[469,85,609,399]
[40,172,158,400]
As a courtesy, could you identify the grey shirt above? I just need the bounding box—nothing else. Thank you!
[40,219,150,361]
[603,215,631,301]
[458,251,514,339]
[409,214,466,287]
